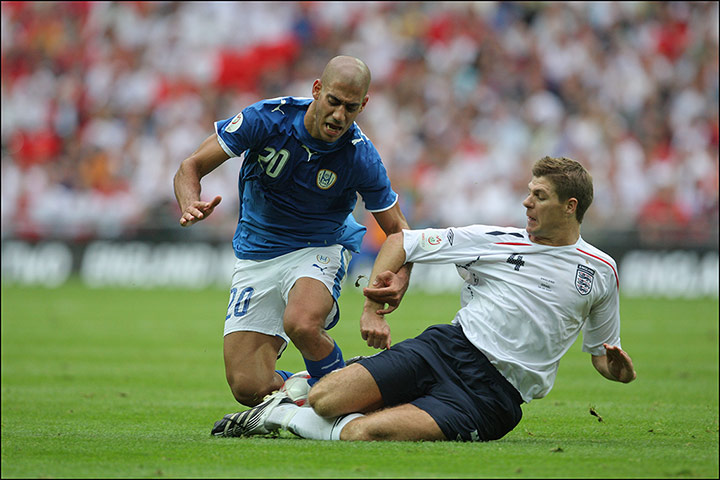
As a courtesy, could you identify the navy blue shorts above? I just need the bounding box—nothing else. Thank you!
[358,323,523,442]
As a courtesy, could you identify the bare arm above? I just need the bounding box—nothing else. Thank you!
[368,203,412,314]
[173,134,230,227]
[359,231,407,350]
[591,343,637,383]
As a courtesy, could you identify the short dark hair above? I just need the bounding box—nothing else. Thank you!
[532,156,594,223]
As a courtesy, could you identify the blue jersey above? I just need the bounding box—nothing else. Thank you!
[215,96,398,260]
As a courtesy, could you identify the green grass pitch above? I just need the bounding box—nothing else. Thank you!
[1,278,718,478]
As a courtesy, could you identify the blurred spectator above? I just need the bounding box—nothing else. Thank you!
[637,180,691,246]
[1,1,718,251]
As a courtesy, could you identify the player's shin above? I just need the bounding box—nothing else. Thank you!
[303,341,345,385]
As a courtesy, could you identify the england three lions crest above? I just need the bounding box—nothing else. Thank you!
[575,264,595,295]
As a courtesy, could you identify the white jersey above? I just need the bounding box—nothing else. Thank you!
[402,225,621,403]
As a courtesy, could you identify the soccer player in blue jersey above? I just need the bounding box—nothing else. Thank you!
[211,156,636,441]
[173,56,411,407]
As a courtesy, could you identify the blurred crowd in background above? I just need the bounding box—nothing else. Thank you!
[2,1,718,252]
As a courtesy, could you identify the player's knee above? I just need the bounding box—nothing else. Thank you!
[307,377,347,417]
[283,316,322,346]
[338,418,382,441]
[307,382,335,416]
[226,373,273,407]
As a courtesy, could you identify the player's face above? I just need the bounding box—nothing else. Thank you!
[308,79,368,142]
[522,176,574,245]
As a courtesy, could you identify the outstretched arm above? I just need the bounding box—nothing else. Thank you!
[591,343,637,383]
[173,133,229,227]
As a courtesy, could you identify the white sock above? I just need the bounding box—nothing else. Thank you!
[284,407,364,440]
[265,403,301,431]
[328,413,364,440]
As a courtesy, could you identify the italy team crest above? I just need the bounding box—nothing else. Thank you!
[575,264,595,295]
[316,169,337,189]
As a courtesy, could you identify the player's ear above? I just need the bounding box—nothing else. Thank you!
[360,95,369,112]
[566,197,578,216]
[312,79,322,100]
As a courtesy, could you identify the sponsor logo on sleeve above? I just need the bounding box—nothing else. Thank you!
[225,113,244,133]
[420,231,443,251]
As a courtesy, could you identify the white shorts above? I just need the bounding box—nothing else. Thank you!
[223,245,352,356]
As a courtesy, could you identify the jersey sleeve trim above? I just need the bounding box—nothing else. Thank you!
[214,130,239,157]
[577,248,619,288]
[365,194,398,213]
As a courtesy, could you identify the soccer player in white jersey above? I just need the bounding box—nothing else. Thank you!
[174,56,411,407]
[211,156,636,442]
